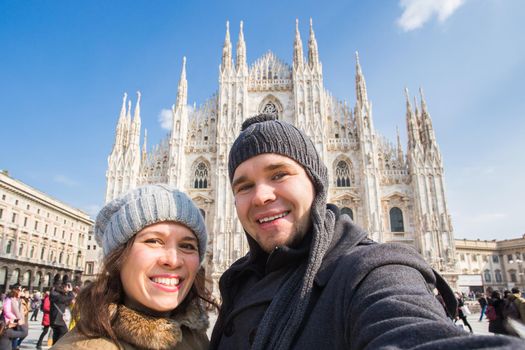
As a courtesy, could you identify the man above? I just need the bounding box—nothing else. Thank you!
[29,290,42,321]
[509,287,525,324]
[210,114,525,349]
[478,292,488,322]
[49,283,74,344]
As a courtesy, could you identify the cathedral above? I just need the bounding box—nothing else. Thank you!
[105,19,458,289]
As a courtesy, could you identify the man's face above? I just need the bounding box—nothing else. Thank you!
[232,153,315,253]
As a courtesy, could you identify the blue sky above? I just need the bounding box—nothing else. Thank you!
[1,0,524,240]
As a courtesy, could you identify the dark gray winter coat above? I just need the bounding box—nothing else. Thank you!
[210,206,525,349]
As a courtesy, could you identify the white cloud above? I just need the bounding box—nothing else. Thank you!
[158,108,173,130]
[397,0,466,31]
[53,174,79,187]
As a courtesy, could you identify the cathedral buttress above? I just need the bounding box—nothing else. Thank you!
[353,52,382,242]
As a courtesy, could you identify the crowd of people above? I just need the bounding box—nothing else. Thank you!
[474,287,525,336]
[0,283,80,349]
[1,114,525,349]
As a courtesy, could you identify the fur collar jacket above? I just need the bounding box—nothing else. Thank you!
[51,300,209,350]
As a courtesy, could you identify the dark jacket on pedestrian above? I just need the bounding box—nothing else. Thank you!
[49,290,74,328]
[490,297,508,335]
[210,206,525,349]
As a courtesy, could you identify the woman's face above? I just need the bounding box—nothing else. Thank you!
[120,222,200,314]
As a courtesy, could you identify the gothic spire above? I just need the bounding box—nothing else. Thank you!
[355,51,369,106]
[293,19,304,71]
[307,18,319,69]
[176,57,188,108]
[396,126,403,162]
[119,92,127,122]
[142,128,148,163]
[405,88,419,149]
[133,91,141,122]
[221,21,232,72]
[419,87,437,148]
[114,92,128,148]
[236,21,247,73]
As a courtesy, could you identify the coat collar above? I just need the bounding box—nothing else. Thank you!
[314,207,371,287]
[109,300,208,350]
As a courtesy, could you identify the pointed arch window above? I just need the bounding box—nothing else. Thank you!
[341,207,354,220]
[261,101,278,118]
[193,162,209,189]
[335,161,351,187]
[389,207,404,232]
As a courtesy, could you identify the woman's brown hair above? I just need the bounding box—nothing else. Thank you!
[73,234,218,345]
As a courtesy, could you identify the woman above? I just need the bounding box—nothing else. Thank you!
[489,291,509,335]
[52,184,214,350]
[2,285,28,350]
[35,290,51,350]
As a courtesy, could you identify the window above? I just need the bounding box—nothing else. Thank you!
[15,200,18,205]
[516,253,522,261]
[510,271,518,283]
[389,207,404,232]
[62,230,65,239]
[44,224,48,233]
[341,207,354,220]
[18,243,24,256]
[335,161,351,187]
[86,262,94,275]
[93,245,96,250]
[54,227,57,236]
[484,270,491,282]
[495,270,503,282]
[508,254,514,263]
[88,235,92,241]
[6,240,12,254]
[34,221,38,230]
[460,254,465,262]
[87,245,90,250]
[0,208,3,219]
[11,213,17,223]
[1,194,5,200]
[483,255,488,262]
[472,254,478,262]
[23,217,28,226]
[493,255,499,263]
[193,162,209,189]
[26,204,30,210]
[30,246,35,258]
[40,247,45,260]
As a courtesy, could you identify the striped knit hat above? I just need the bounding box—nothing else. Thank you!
[95,184,207,264]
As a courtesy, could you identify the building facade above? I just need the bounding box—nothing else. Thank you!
[0,171,93,292]
[105,20,457,289]
[456,236,525,293]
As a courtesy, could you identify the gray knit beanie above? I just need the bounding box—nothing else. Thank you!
[95,184,207,264]
[228,114,328,193]
[228,114,335,350]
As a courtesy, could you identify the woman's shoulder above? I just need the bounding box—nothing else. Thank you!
[51,328,133,350]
